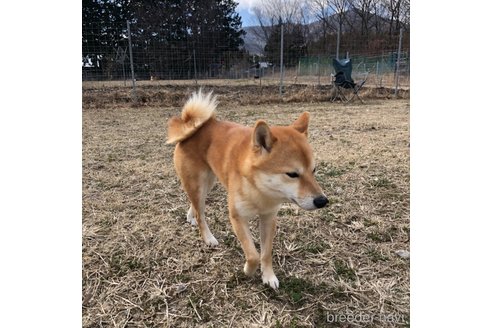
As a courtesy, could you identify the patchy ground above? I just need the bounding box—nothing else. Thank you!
[83,85,409,327]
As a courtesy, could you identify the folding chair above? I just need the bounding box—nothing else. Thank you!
[331,58,368,103]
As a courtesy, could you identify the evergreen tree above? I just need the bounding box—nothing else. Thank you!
[264,22,306,68]
[82,0,245,79]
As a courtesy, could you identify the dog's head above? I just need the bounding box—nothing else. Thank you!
[250,112,328,210]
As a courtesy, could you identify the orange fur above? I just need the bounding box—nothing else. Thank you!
[166,89,217,144]
[167,89,328,289]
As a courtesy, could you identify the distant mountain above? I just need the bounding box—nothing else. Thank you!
[242,26,267,55]
[305,7,398,34]
[241,8,407,55]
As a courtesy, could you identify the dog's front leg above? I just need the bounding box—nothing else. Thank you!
[259,211,279,289]
[229,215,260,276]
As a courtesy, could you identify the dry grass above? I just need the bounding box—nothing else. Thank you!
[82,69,409,91]
[83,85,409,327]
[82,82,408,110]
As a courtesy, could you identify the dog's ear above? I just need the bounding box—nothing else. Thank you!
[253,120,276,153]
[291,112,309,137]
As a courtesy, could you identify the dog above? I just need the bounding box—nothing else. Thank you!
[167,89,328,289]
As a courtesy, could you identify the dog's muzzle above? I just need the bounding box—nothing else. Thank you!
[313,195,329,208]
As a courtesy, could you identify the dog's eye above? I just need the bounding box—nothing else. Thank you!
[313,167,316,173]
[286,172,299,178]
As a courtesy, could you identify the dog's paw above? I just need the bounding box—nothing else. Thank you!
[204,235,219,247]
[186,209,197,226]
[262,273,279,289]
[243,258,259,276]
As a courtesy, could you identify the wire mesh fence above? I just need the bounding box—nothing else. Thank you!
[82,20,251,82]
[82,20,409,92]
[294,51,409,88]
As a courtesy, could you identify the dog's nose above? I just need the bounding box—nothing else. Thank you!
[313,195,328,208]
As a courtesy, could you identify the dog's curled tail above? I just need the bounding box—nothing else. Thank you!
[166,89,217,144]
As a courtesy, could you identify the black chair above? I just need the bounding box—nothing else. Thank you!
[331,58,368,103]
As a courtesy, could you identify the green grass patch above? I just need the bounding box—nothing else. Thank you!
[369,176,396,188]
[280,276,317,305]
[329,283,350,300]
[175,273,192,283]
[367,230,393,242]
[365,247,389,262]
[107,153,119,162]
[316,161,348,178]
[302,240,330,254]
[320,212,337,223]
[109,252,144,276]
[333,259,357,281]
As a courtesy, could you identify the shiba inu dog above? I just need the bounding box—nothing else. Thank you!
[167,90,328,289]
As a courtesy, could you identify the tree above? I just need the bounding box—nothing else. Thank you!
[185,0,245,76]
[305,0,410,55]
[382,0,407,37]
[349,0,375,36]
[252,0,309,49]
[82,0,133,79]
[310,0,336,52]
[264,20,307,67]
[82,0,245,80]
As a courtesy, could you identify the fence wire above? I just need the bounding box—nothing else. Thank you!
[82,21,409,91]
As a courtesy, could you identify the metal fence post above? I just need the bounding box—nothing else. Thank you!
[279,18,284,97]
[395,28,403,96]
[376,60,380,88]
[193,48,197,85]
[126,20,136,101]
[336,22,341,60]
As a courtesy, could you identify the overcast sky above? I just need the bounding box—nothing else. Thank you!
[235,0,259,26]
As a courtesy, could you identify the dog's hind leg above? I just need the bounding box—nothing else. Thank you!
[174,143,218,246]
[186,206,197,225]
[185,173,215,227]
[181,170,218,246]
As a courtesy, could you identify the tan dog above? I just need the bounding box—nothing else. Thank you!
[167,90,328,289]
